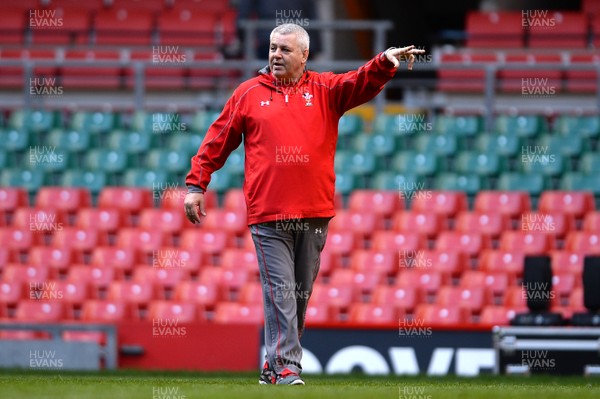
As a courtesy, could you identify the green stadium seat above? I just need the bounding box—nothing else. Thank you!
[335,171,357,195]
[223,149,245,177]
[434,115,482,136]
[47,128,91,154]
[372,171,419,191]
[106,130,152,154]
[60,170,107,195]
[84,149,128,173]
[392,151,438,176]
[414,133,458,157]
[0,168,45,194]
[434,173,485,195]
[122,169,170,190]
[374,113,430,136]
[28,150,69,173]
[475,131,521,157]
[208,169,235,193]
[0,150,6,169]
[553,115,599,138]
[520,152,565,177]
[580,153,600,174]
[8,109,57,133]
[70,111,118,134]
[352,133,396,157]
[190,111,221,134]
[0,128,29,152]
[146,149,189,174]
[455,151,503,176]
[495,115,548,138]
[561,173,600,195]
[537,134,585,158]
[497,172,545,196]
[168,134,204,158]
[335,150,377,176]
[338,114,364,137]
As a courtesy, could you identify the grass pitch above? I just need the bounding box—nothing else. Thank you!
[0,370,599,399]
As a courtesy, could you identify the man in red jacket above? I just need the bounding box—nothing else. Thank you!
[184,23,423,385]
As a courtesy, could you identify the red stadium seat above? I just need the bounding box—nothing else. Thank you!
[549,250,584,278]
[538,191,595,219]
[36,187,91,213]
[40,280,89,308]
[395,270,442,300]
[455,211,511,239]
[213,302,263,324]
[27,246,73,277]
[566,53,599,93]
[148,247,202,274]
[179,229,228,256]
[474,191,531,219]
[329,269,383,299]
[221,189,245,212]
[158,9,220,47]
[348,190,403,220]
[348,303,398,325]
[371,231,426,252]
[67,264,116,292]
[350,249,397,275]
[15,301,65,322]
[0,187,28,213]
[479,305,520,326]
[0,228,36,252]
[372,285,418,313]
[98,187,153,216]
[127,50,187,90]
[305,303,335,324]
[504,286,528,308]
[435,231,489,257]
[565,232,600,254]
[519,211,573,239]
[411,191,467,219]
[328,210,378,246]
[393,210,447,239]
[52,227,102,252]
[238,281,263,305]
[12,207,68,234]
[569,287,585,311]
[89,246,137,274]
[310,283,354,312]
[115,228,165,255]
[436,286,485,317]
[30,7,90,45]
[528,12,587,49]
[199,267,249,299]
[106,281,155,305]
[480,249,525,280]
[220,248,258,273]
[466,12,524,48]
[499,231,555,255]
[438,52,498,93]
[147,301,198,323]
[81,300,128,322]
[138,208,185,235]
[460,271,510,303]
[413,304,465,326]
[173,281,218,309]
[94,8,153,45]
[61,49,123,89]
[2,264,50,288]
[0,8,26,45]
[200,209,247,238]
[552,272,577,304]
[498,53,562,94]
[0,280,22,307]
[402,249,466,283]
[593,15,600,48]
[132,266,191,293]
[584,212,600,232]
[75,208,125,233]
[324,231,355,256]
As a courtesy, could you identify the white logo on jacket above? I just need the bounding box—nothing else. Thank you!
[261,101,270,106]
[303,92,313,106]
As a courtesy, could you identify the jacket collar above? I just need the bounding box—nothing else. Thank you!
[258,65,310,89]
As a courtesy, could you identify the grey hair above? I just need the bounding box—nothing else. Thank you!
[270,23,310,52]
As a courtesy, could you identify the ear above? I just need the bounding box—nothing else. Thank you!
[302,49,309,64]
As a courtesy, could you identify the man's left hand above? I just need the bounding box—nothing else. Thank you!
[385,46,426,70]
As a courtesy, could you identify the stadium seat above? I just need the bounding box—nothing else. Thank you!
[67,264,116,292]
[133,266,190,292]
[334,150,377,176]
[158,9,220,47]
[84,149,128,175]
[413,304,465,326]
[566,54,599,93]
[438,52,498,93]
[564,231,600,254]
[580,153,600,175]
[199,267,249,299]
[179,229,228,256]
[350,249,397,276]
[138,208,185,236]
[41,280,89,308]
[70,111,118,135]
[148,246,202,274]
[554,114,599,138]
[329,269,383,300]
[465,12,524,48]
[396,270,442,300]
[61,50,123,90]
[12,207,68,234]
[94,8,153,45]
[106,129,152,156]
[434,114,482,136]
[434,173,484,197]
[393,210,447,239]
[220,248,258,274]
[47,128,91,155]
[455,211,511,239]
[372,285,418,313]
[519,211,573,239]
[528,11,587,48]
[370,231,426,253]
[348,190,403,220]
[549,250,584,278]
[348,303,397,324]
[0,169,45,194]
[173,281,218,309]
[30,7,90,45]
[455,151,504,177]
[60,170,107,196]
[147,301,199,323]
[569,287,585,311]
[352,133,396,158]
[35,187,91,214]
[8,109,58,134]
[474,191,531,219]
[0,281,22,312]
[498,53,562,94]
[410,191,468,219]
[403,249,466,283]
[479,249,525,280]
[238,281,263,305]
[538,191,595,219]
[27,246,73,277]
[460,271,509,303]
[200,209,247,239]
[328,210,379,245]
[392,151,438,176]
[436,286,485,317]
[146,149,189,174]
[81,300,128,322]
[98,187,154,216]
[435,231,488,257]
[52,227,103,252]
[0,187,28,213]
[106,281,155,306]
[372,171,419,191]
[495,115,548,138]
[0,227,36,252]
[310,283,354,312]
[497,173,545,198]
[15,301,65,322]
[115,228,166,256]
[75,208,124,233]
[560,173,600,196]
[305,303,335,324]
[324,231,355,255]
[89,247,137,274]
[222,189,246,211]
[499,231,555,255]
[213,302,263,324]
[552,273,576,304]
[504,286,528,309]
[479,305,519,326]
[475,130,521,157]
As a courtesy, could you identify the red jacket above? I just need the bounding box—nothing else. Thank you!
[186,52,397,225]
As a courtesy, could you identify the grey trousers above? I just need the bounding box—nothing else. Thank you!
[250,217,330,375]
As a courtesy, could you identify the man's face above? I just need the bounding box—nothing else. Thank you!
[269,33,308,82]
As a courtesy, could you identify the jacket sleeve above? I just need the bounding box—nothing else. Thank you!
[327,51,398,115]
[185,91,244,192]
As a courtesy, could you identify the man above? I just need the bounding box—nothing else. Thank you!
[184,23,424,385]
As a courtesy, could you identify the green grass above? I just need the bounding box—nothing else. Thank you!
[0,370,599,399]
